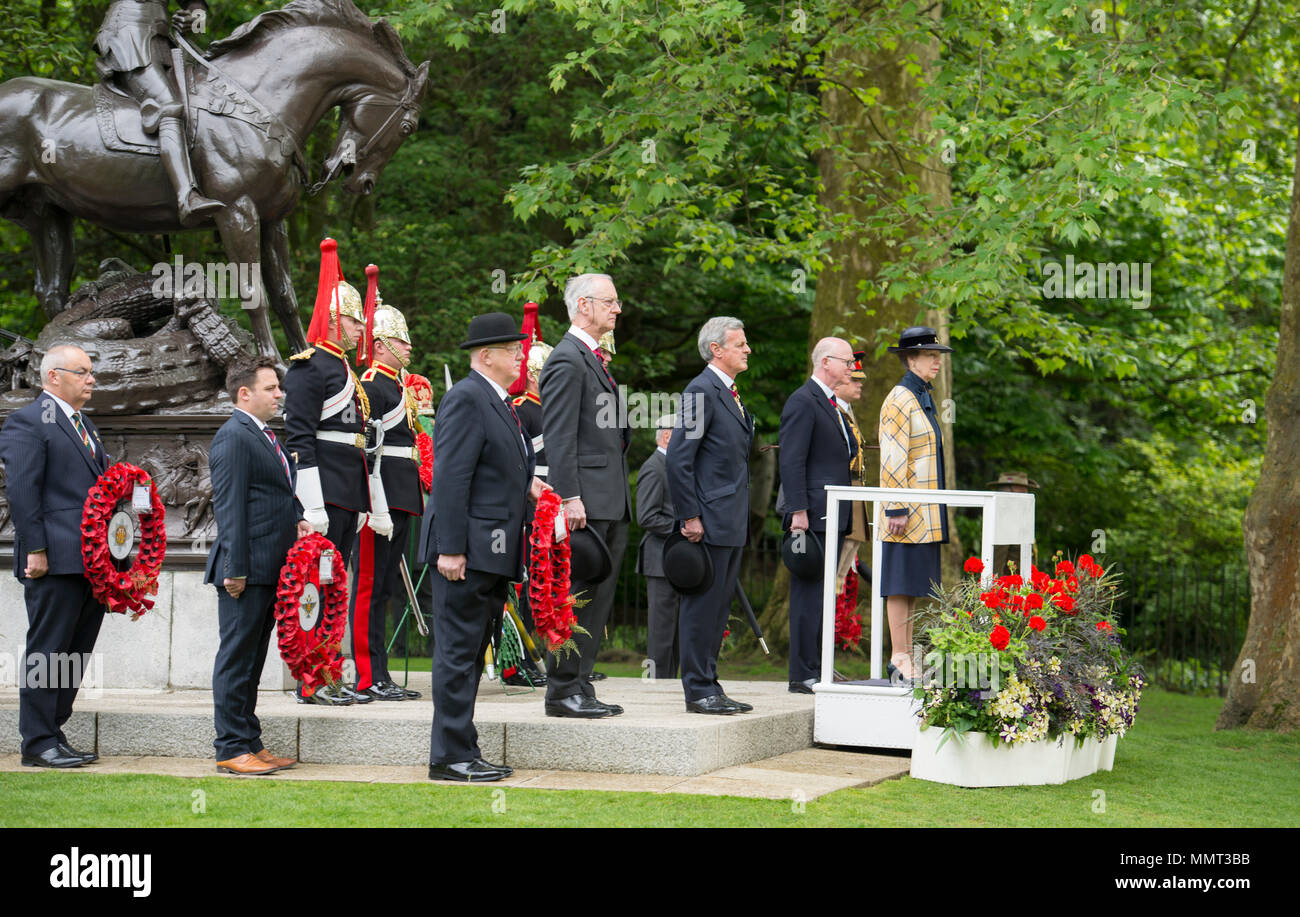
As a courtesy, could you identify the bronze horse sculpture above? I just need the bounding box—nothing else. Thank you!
[0,0,428,358]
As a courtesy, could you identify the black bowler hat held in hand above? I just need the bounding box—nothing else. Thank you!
[459,312,531,349]
[886,325,954,353]
[662,531,714,596]
[569,527,613,583]
[782,528,825,580]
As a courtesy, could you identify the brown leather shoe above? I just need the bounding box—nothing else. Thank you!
[255,749,296,769]
[217,753,281,776]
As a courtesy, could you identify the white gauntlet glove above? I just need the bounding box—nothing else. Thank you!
[295,466,329,533]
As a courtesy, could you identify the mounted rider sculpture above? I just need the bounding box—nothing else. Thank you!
[0,0,429,359]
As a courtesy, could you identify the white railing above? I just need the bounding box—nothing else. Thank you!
[820,486,1035,682]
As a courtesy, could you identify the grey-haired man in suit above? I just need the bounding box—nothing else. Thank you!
[667,317,756,714]
[636,414,680,679]
[539,273,632,717]
[0,345,109,767]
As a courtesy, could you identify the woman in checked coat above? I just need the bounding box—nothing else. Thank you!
[877,326,953,681]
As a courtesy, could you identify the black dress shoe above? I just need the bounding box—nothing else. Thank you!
[335,684,374,704]
[720,695,753,713]
[588,671,608,681]
[475,757,513,777]
[22,747,85,768]
[428,759,512,782]
[297,685,355,706]
[502,668,544,687]
[686,694,740,715]
[788,679,816,694]
[57,742,98,763]
[395,682,422,699]
[544,694,619,718]
[361,682,408,701]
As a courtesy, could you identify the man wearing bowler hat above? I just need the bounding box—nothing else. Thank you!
[418,313,547,781]
[666,317,755,714]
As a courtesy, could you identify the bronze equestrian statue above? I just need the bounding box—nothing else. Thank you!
[0,0,429,359]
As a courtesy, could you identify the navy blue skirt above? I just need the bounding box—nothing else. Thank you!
[879,542,942,598]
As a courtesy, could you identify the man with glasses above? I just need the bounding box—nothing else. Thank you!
[778,337,857,694]
[0,345,109,767]
[418,313,546,781]
[538,273,632,717]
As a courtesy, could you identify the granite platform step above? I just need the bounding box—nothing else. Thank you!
[0,676,815,777]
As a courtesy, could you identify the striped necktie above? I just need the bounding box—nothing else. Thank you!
[264,427,292,483]
[71,412,94,454]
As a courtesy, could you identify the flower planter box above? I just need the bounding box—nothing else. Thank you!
[909,726,1118,787]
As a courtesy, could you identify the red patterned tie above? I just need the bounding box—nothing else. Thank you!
[594,346,616,388]
[730,384,745,418]
[264,427,292,483]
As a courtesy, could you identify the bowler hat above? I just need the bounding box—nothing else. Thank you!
[886,326,953,354]
[662,531,713,596]
[569,526,613,582]
[782,528,825,580]
[986,470,1040,490]
[459,312,530,350]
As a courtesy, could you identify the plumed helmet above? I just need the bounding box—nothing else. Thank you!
[331,280,364,323]
[527,340,553,378]
[371,298,411,345]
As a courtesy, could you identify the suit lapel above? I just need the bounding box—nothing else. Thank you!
[239,411,291,489]
[807,380,849,458]
[45,394,103,477]
[472,372,528,462]
[708,371,749,432]
[570,332,615,394]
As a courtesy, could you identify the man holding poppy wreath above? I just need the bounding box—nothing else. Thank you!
[0,345,109,768]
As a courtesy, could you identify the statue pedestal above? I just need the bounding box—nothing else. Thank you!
[0,570,293,692]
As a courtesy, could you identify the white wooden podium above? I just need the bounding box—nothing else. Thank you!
[812,486,1035,749]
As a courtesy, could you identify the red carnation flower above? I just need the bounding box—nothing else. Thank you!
[1047,579,1065,595]
[1024,593,1044,610]
[989,625,1010,651]
[1056,559,1075,576]
[1028,615,1047,632]
[1095,621,1112,631]
[996,574,1024,589]
[964,557,984,574]
[1053,594,1077,614]
[981,591,1005,610]
[1078,554,1095,568]
[1031,570,1050,591]
[1065,575,1079,593]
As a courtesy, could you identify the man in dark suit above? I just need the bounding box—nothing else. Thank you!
[667,318,755,714]
[418,313,546,782]
[779,337,857,694]
[539,273,632,718]
[635,414,679,679]
[0,345,108,767]
[205,356,312,775]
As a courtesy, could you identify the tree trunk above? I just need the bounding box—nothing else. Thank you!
[803,1,964,594]
[1218,109,1300,731]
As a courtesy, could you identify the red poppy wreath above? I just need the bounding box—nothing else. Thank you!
[528,489,588,658]
[80,462,166,619]
[274,533,348,691]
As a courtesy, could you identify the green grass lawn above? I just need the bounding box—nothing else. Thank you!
[2,689,1297,827]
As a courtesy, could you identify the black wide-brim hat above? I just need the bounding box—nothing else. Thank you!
[459,312,530,349]
[782,528,825,580]
[569,526,613,583]
[886,325,954,354]
[662,531,713,596]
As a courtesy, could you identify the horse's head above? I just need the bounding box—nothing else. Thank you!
[324,59,428,195]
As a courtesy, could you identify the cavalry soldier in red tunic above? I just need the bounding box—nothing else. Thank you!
[350,279,424,701]
[283,239,373,706]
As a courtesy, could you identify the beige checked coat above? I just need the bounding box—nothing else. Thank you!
[877,382,946,544]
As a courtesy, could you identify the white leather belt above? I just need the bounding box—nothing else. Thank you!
[317,431,365,448]
[381,444,419,461]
